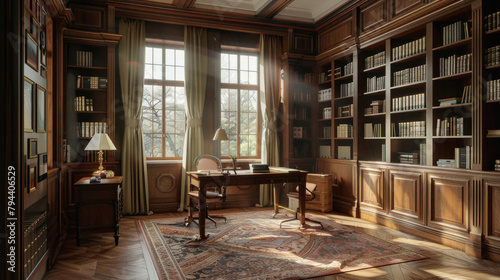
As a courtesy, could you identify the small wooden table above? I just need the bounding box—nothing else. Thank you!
[187,168,308,240]
[73,176,123,246]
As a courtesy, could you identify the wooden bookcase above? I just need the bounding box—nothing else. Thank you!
[317,60,333,159]
[63,29,121,182]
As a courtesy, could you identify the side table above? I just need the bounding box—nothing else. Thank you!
[73,176,123,246]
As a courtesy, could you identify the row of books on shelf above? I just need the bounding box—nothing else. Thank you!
[442,21,472,46]
[63,140,111,163]
[495,159,500,172]
[339,82,354,97]
[484,11,500,32]
[438,96,461,106]
[295,91,312,102]
[438,53,471,77]
[435,116,468,136]
[302,73,315,84]
[293,127,307,138]
[319,145,331,158]
[318,88,332,101]
[334,61,353,78]
[337,124,353,138]
[365,100,385,114]
[392,36,425,61]
[391,121,426,137]
[392,64,426,87]
[392,93,425,112]
[76,75,107,89]
[398,151,420,165]
[337,145,351,160]
[461,85,472,103]
[485,45,500,67]
[337,104,353,117]
[76,50,94,67]
[74,96,94,111]
[323,126,331,138]
[366,75,385,92]
[74,121,108,138]
[323,107,332,119]
[364,123,383,138]
[365,51,385,70]
[486,79,500,101]
[23,212,47,278]
[436,146,472,169]
[294,107,308,120]
[319,70,332,83]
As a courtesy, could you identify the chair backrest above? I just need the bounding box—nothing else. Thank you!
[194,154,222,171]
[295,183,317,201]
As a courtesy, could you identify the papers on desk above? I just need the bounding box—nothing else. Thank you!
[268,167,301,172]
[195,170,223,175]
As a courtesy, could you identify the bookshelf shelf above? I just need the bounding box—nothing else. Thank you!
[364,112,386,117]
[433,135,472,139]
[390,108,426,114]
[364,64,385,73]
[485,64,500,70]
[433,37,472,51]
[74,88,107,92]
[390,81,426,90]
[74,111,107,114]
[319,80,331,86]
[390,136,426,140]
[486,99,500,104]
[432,71,472,81]
[334,74,353,81]
[334,95,353,101]
[318,99,332,104]
[363,89,385,95]
[67,65,108,70]
[432,103,472,109]
[364,137,385,140]
[390,52,426,65]
[335,116,353,120]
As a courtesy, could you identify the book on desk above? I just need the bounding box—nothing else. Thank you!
[250,164,270,173]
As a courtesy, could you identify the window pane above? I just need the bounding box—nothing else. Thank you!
[175,134,184,157]
[248,135,257,156]
[175,111,185,133]
[145,47,153,64]
[229,54,238,69]
[165,66,175,80]
[229,70,238,83]
[142,109,152,133]
[153,65,163,80]
[249,71,258,85]
[165,135,176,157]
[240,135,249,156]
[153,135,162,157]
[144,64,153,79]
[176,50,185,66]
[143,85,153,109]
[144,134,153,157]
[240,55,248,70]
[221,89,229,111]
[249,112,257,134]
[248,90,258,112]
[221,69,229,84]
[221,53,228,69]
[229,89,238,109]
[249,56,258,71]
[153,48,162,64]
[153,85,162,109]
[165,49,174,65]
[153,109,162,133]
[240,71,249,84]
[176,66,184,81]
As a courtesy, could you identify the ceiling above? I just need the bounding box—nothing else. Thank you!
[145,0,353,24]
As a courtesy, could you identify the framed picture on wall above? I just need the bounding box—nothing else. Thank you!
[23,77,35,132]
[38,153,47,182]
[37,85,46,133]
[28,138,37,159]
[27,160,37,193]
[26,31,38,71]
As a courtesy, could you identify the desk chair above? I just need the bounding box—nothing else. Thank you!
[185,154,227,227]
[280,182,324,229]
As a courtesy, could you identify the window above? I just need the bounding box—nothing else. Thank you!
[220,52,260,158]
[142,44,185,159]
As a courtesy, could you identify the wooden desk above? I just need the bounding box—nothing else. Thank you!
[187,168,308,240]
[73,176,123,246]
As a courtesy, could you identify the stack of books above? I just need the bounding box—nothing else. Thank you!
[437,159,455,168]
[398,152,419,164]
[250,164,269,173]
[370,100,385,114]
[438,97,461,106]
[454,146,471,169]
[495,160,500,172]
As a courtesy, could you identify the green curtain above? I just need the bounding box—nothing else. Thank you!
[179,26,208,211]
[118,19,151,215]
[257,34,282,207]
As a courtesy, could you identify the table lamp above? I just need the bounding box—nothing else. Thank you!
[84,133,117,178]
[213,126,229,141]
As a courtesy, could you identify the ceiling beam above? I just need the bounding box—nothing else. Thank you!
[256,0,294,19]
[172,0,196,8]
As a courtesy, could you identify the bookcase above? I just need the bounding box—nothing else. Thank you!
[280,55,316,171]
[63,29,120,174]
[483,1,500,172]
[317,61,333,159]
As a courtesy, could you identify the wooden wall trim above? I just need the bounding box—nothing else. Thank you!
[45,0,74,24]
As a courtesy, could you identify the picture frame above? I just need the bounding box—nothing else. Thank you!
[28,138,38,159]
[26,31,38,71]
[30,17,38,41]
[40,5,46,29]
[37,85,46,133]
[23,77,35,132]
[40,65,47,79]
[38,153,47,182]
[27,160,37,193]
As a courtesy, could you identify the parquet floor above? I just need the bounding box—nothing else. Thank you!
[43,208,500,280]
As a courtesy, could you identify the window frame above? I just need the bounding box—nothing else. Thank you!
[143,41,186,160]
[219,49,261,159]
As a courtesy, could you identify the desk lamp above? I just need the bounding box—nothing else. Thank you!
[85,133,116,178]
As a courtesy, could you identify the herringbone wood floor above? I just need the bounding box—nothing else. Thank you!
[44,208,500,280]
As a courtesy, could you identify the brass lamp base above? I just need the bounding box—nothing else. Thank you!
[92,169,115,178]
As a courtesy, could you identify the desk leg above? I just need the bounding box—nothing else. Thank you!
[198,184,207,240]
[298,181,306,227]
[113,200,120,245]
[75,202,81,246]
[272,184,280,217]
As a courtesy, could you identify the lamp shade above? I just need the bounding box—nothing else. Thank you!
[213,127,229,141]
[85,133,117,151]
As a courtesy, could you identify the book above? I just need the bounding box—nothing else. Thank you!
[250,164,270,173]
[338,146,351,160]
[319,145,331,158]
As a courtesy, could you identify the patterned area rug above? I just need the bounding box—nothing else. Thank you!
[138,210,426,280]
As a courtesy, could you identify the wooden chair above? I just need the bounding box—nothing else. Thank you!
[280,182,324,229]
[185,154,227,227]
